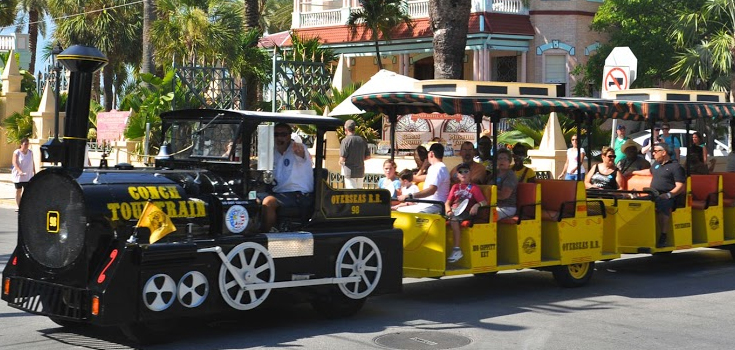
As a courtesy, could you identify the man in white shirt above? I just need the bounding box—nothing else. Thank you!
[396,143,450,213]
[259,123,314,231]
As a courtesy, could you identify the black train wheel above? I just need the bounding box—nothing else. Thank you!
[552,262,594,288]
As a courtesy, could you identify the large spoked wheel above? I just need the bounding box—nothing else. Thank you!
[218,242,275,311]
[312,237,381,319]
[552,262,594,288]
[335,236,383,299]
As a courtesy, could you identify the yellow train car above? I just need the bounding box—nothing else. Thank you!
[589,174,735,254]
[393,180,613,287]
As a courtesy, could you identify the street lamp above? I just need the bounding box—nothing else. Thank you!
[51,42,63,142]
[40,42,65,163]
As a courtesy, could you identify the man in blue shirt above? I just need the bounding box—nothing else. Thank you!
[660,123,681,161]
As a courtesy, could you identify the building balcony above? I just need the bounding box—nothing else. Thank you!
[0,33,31,71]
[293,0,528,29]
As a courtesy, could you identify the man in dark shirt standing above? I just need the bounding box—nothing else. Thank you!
[632,142,686,248]
[340,119,370,189]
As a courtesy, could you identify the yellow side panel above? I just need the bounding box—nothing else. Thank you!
[393,211,447,278]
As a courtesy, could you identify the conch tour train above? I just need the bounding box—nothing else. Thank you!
[3,45,735,343]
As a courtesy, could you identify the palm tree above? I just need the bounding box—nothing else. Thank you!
[150,0,243,67]
[0,0,18,27]
[141,0,155,75]
[429,0,471,79]
[260,0,292,33]
[15,0,49,75]
[347,0,413,71]
[50,0,142,110]
[243,0,259,30]
[670,0,735,98]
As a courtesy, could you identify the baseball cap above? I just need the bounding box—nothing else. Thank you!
[617,125,626,130]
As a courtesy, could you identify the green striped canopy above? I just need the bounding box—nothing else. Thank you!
[351,92,735,122]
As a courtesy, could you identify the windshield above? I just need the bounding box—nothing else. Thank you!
[166,120,241,161]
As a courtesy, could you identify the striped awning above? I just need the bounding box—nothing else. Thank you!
[610,100,735,122]
[351,92,735,122]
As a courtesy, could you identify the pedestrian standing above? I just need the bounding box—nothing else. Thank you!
[12,138,35,209]
[339,119,370,189]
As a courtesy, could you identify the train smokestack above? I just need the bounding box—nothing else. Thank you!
[41,45,107,169]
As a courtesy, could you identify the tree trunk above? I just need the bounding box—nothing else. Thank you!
[141,0,156,75]
[374,39,383,70]
[243,0,260,30]
[28,10,38,75]
[429,0,471,79]
[103,65,114,111]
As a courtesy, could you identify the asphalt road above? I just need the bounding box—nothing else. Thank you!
[2,202,735,350]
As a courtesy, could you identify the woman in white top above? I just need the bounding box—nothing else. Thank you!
[11,138,35,208]
[558,135,586,181]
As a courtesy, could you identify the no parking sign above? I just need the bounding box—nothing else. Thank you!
[602,66,630,98]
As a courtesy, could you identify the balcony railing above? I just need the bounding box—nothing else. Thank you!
[0,35,18,51]
[294,0,527,28]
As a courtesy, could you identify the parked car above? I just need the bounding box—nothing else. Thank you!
[629,129,730,157]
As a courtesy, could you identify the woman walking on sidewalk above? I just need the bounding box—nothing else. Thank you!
[12,138,35,208]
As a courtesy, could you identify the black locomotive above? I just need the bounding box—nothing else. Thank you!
[1,46,403,343]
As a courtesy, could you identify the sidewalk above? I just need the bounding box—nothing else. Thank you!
[0,168,17,209]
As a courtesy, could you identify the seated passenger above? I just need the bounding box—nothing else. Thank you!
[631,143,686,248]
[490,148,518,220]
[378,159,401,199]
[686,145,709,175]
[616,139,649,177]
[585,146,624,190]
[511,143,536,183]
[258,123,314,232]
[392,170,419,210]
[445,163,488,263]
[396,143,451,214]
[474,136,493,171]
[412,145,430,183]
[449,141,487,185]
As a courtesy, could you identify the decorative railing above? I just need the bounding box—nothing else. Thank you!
[299,8,344,27]
[407,0,429,17]
[0,36,15,51]
[294,0,527,28]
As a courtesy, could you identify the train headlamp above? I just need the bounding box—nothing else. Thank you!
[40,137,65,163]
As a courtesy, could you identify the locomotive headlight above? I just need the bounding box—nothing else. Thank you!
[3,278,10,296]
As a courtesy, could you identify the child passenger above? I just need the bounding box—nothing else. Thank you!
[392,169,419,210]
[445,163,488,263]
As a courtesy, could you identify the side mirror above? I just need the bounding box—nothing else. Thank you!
[257,124,274,171]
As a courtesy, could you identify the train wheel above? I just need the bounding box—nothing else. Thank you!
[218,242,275,310]
[725,245,735,260]
[335,236,383,300]
[142,274,177,312]
[178,271,209,308]
[552,262,594,288]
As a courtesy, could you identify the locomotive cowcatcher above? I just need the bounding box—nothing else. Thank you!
[1,46,403,342]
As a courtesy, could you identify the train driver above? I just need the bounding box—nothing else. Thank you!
[258,123,314,232]
[632,142,686,248]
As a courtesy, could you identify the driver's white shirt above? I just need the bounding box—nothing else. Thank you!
[273,142,313,193]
